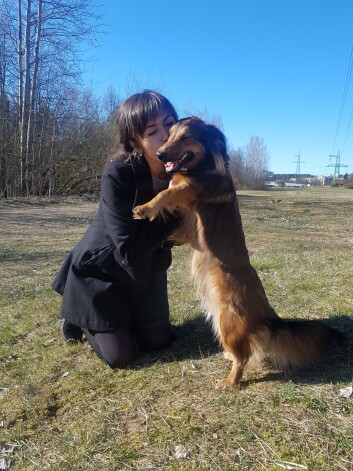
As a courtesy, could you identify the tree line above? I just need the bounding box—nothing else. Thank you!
[229,137,269,190]
[0,0,269,198]
[0,0,109,197]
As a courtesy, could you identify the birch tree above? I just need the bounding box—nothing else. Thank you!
[244,136,269,189]
[1,0,102,196]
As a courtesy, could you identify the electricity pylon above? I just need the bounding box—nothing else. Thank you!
[292,151,306,180]
[327,150,348,184]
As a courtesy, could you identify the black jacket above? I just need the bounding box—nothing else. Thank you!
[52,155,174,330]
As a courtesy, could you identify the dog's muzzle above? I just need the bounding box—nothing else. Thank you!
[156,150,194,174]
[156,150,167,161]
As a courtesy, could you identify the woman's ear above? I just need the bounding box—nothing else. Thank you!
[129,139,142,154]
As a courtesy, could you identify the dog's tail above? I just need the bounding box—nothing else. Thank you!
[257,317,345,369]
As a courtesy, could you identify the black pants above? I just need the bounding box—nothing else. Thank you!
[82,318,172,368]
[67,271,172,368]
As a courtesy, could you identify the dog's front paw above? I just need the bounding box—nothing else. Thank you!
[133,205,146,219]
[133,204,155,220]
[215,377,238,391]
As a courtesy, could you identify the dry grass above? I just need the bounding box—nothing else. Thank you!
[1,188,353,471]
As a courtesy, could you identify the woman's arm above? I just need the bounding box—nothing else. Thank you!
[100,167,175,268]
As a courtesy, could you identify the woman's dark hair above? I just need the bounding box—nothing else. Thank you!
[116,90,178,153]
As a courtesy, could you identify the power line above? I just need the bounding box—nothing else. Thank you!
[342,102,353,154]
[331,45,353,154]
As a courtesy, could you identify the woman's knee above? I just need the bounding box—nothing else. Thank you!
[93,328,137,369]
[104,347,137,369]
[135,320,172,351]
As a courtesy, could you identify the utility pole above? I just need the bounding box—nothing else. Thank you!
[292,151,306,180]
[327,150,349,185]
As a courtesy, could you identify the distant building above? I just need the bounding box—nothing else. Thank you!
[284,182,305,188]
[265,181,305,188]
[265,174,344,187]
[317,175,332,186]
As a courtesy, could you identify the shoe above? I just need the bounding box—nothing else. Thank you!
[61,320,83,343]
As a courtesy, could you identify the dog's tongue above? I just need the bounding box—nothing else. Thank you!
[165,161,179,172]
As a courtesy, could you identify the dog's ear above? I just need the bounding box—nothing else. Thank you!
[206,124,227,156]
[205,124,229,174]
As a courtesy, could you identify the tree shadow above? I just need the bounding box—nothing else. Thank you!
[0,248,73,263]
[1,212,94,228]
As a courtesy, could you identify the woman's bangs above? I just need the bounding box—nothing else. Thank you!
[137,94,176,134]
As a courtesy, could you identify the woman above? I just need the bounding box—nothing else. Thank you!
[52,90,179,368]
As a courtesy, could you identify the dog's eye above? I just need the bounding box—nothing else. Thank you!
[179,134,189,141]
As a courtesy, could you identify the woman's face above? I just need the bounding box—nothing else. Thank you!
[132,112,176,175]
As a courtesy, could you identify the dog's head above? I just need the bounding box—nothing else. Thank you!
[156,117,229,175]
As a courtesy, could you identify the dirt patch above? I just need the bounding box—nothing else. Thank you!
[0,199,99,224]
[0,199,99,237]
[0,199,99,257]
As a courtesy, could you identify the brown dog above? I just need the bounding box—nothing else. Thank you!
[133,117,344,390]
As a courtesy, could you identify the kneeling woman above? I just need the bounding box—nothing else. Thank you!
[52,90,179,368]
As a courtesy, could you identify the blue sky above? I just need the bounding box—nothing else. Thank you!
[83,0,353,175]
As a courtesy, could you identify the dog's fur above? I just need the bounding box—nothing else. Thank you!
[133,117,344,390]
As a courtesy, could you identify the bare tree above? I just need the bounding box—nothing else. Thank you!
[244,136,269,189]
[229,147,245,180]
[0,10,14,197]
[0,0,102,196]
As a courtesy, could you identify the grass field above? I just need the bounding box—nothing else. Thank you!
[1,187,352,471]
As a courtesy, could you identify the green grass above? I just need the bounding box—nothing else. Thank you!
[1,188,353,470]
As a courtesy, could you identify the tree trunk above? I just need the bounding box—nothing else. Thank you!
[48,120,56,198]
[19,0,32,196]
[17,0,23,195]
[25,0,42,197]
